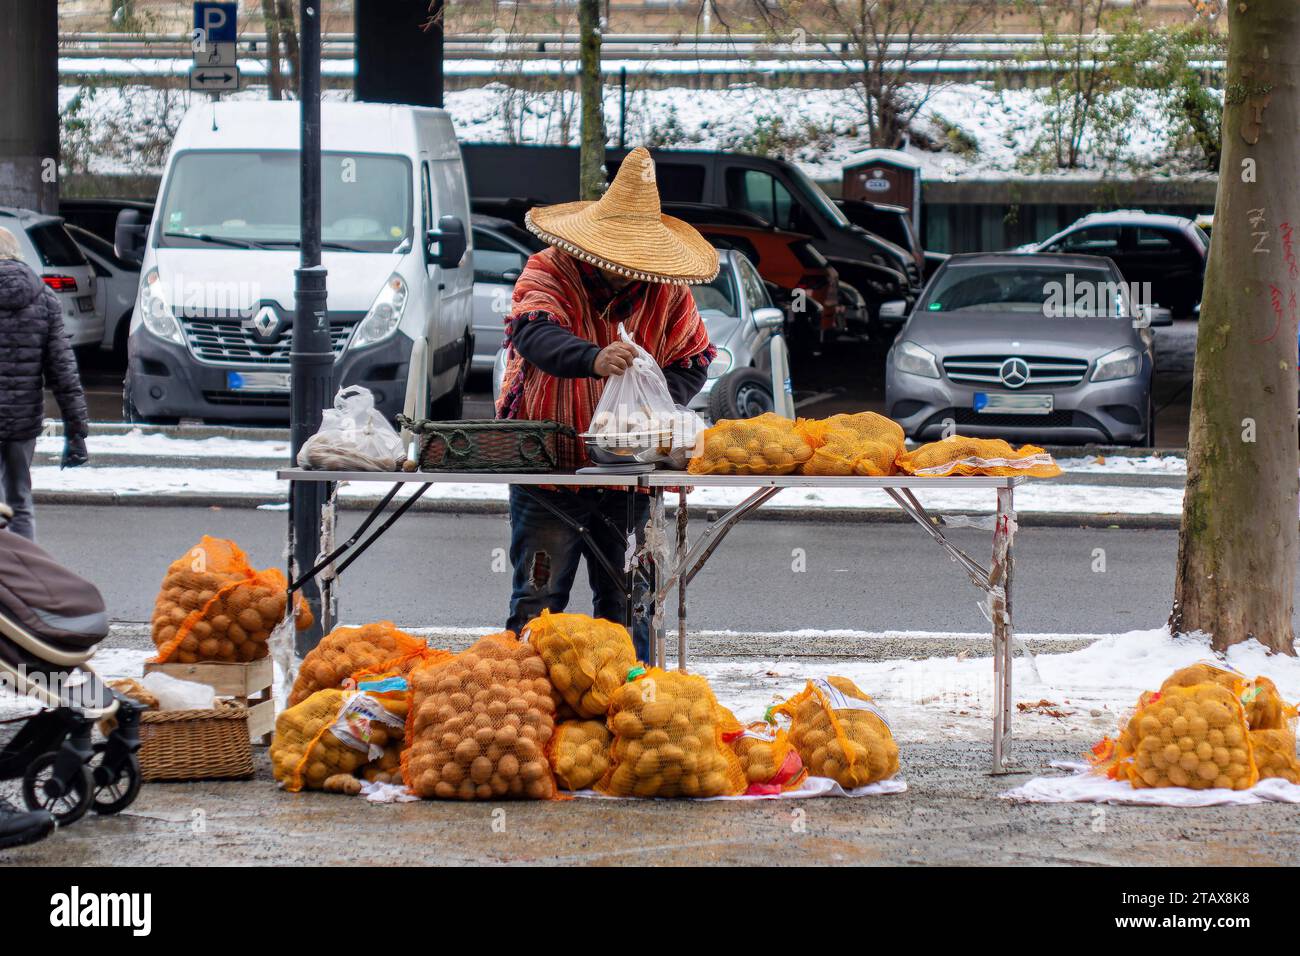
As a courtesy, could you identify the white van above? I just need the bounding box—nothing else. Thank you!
[116,100,473,423]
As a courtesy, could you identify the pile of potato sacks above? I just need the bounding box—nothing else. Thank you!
[273,613,903,801]
[1093,663,1299,790]
[686,411,1062,480]
[151,535,313,664]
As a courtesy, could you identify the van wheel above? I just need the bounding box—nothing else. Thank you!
[428,348,468,421]
[708,368,774,422]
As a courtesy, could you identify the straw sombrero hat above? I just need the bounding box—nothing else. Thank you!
[525,146,720,285]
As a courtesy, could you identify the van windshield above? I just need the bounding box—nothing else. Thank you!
[788,165,850,228]
[157,151,412,253]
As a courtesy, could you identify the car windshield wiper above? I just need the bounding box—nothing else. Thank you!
[258,238,373,253]
[163,231,268,249]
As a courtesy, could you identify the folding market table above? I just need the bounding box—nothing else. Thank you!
[279,468,1026,773]
[640,474,1024,774]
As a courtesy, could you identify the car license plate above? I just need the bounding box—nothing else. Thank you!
[76,296,95,313]
[973,392,1053,415]
[227,371,290,392]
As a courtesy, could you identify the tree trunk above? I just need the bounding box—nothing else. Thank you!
[1171,0,1300,655]
[262,0,284,99]
[577,0,607,201]
[278,0,301,94]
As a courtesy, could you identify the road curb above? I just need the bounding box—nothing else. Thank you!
[36,489,1181,528]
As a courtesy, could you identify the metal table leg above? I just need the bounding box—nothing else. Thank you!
[990,484,1017,774]
[676,489,688,672]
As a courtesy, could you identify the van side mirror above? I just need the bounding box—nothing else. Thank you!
[114,208,148,264]
[426,215,467,269]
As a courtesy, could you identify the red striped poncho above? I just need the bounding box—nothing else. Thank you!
[496,247,713,468]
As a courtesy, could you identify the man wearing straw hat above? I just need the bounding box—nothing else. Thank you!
[496,147,717,659]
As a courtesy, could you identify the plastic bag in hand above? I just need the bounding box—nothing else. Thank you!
[586,323,678,439]
[297,385,405,471]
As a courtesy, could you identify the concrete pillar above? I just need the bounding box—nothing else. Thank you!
[0,0,59,213]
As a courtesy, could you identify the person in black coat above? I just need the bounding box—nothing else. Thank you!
[0,226,89,540]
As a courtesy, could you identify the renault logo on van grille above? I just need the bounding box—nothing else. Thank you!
[250,306,280,340]
[999,357,1031,389]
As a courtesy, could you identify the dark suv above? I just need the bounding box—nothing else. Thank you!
[1027,211,1208,319]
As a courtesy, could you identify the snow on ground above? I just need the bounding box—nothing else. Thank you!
[695,627,1300,747]
[60,79,1208,182]
[7,627,1293,757]
[1052,454,1187,475]
[35,428,290,459]
[29,463,1183,514]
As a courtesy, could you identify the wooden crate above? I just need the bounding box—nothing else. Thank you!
[144,657,275,745]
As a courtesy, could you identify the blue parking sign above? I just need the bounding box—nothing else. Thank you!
[194,2,237,44]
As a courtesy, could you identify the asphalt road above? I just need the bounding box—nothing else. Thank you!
[37,501,1279,635]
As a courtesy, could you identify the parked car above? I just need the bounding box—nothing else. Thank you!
[60,198,154,245]
[66,223,139,356]
[462,144,916,333]
[692,223,843,345]
[689,248,794,421]
[490,249,793,423]
[0,206,101,348]
[1026,210,1208,318]
[836,197,948,283]
[115,100,473,424]
[470,213,546,373]
[885,252,1171,447]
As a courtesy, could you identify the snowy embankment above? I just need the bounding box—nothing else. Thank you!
[32,428,1187,516]
[60,79,1210,183]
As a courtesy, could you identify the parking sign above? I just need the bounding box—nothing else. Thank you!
[193,2,237,47]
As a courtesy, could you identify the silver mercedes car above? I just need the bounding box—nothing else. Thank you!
[885,253,1170,447]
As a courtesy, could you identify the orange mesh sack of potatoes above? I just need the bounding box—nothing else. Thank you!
[546,718,613,791]
[599,667,746,798]
[1159,662,1245,695]
[1089,690,1160,780]
[523,610,638,718]
[798,412,905,477]
[151,535,313,664]
[688,412,813,476]
[895,436,1061,478]
[1240,676,1297,731]
[1250,728,1300,782]
[774,677,899,788]
[271,688,407,792]
[720,711,808,795]
[288,621,444,706]
[1123,684,1259,790]
[403,632,559,800]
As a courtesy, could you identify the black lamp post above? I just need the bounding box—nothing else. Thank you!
[289,0,332,654]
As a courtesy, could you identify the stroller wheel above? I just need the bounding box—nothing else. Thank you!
[90,752,142,815]
[22,753,94,826]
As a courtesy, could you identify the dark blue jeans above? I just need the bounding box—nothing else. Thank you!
[506,485,652,661]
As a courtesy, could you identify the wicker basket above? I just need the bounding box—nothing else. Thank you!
[398,417,575,473]
[138,701,255,782]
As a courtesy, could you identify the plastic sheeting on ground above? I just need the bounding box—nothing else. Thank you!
[571,776,908,801]
[1000,761,1300,807]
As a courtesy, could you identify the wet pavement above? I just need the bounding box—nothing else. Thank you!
[7,736,1294,866]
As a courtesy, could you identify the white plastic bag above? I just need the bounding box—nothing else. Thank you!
[297,385,404,471]
[139,671,216,711]
[587,324,678,438]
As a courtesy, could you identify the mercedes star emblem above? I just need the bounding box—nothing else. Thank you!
[999,356,1030,389]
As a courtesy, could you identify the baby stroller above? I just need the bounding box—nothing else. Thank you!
[0,505,144,825]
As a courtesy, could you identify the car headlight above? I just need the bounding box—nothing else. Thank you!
[1091,346,1141,382]
[708,346,734,380]
[138,268,183,345]
[352,274,408,348]
[894,340,940,379]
